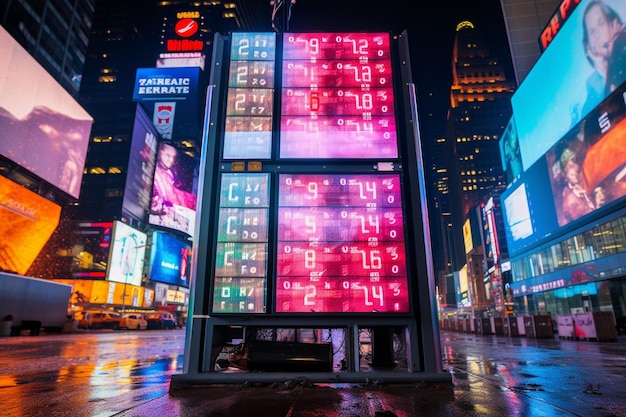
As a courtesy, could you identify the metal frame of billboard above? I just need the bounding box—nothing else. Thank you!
[173,31,449,386]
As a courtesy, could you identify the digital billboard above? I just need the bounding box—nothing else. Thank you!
[501,157,560,257]
[148,142,197,236]
[149,231,191,288]
[0,26,92,199]
[280,33,398,159]
[512,0,626,171]
[223,32,276,159]
[0,175,61,275]
[213,173,270,313]
[107,221,147,287]
[499,117,523,184]
[275,174,409,313]
[71,221,113,279]
[122,105,158,222]
[546,82,626,227]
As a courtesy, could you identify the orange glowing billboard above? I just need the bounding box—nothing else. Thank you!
[0,175,61,274]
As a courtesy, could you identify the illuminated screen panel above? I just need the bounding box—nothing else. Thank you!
[276,174,409,313]
[223,32,275,159]
[122,104,157,222]
[0,27,92,199]
[149,231,192,288]
[107,221,147,287]
[512,0,626,171]
[148,142,197,236]
[0,175,61,275]
[213,173,270,313]
[280,32,398,159]
[71,221,113,279]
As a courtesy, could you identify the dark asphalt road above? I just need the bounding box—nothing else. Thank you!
[1,329,625,416]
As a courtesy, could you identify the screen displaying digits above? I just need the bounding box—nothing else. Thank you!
[213,173,270,313]
[224,32,275,159]
[276,174,409,313]
[280,32,398,159]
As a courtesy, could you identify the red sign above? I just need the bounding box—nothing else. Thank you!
[539,0,581,52]
[175,18,198,38]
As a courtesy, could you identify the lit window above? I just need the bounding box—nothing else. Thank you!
[89,167,106,175]
[108,167,122,174]
[98,75,117,83]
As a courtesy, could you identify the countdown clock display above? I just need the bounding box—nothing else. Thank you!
[280,33,398,159]
[275,174,409,313]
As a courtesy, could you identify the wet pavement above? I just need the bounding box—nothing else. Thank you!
[1,329,625,416]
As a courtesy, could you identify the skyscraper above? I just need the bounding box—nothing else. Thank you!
[0,0,95,98]
[438,21,516,272]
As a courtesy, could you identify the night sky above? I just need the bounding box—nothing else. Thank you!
[284,0,515,139]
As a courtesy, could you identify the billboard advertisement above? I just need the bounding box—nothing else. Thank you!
[546,82,626,227]
[107,221,147,287]
[132,67,201,130]
[275,174,409,313]
[499,117,523,184]
[280,33,398,159]
[0,175,61,274]
[149,231,192,287]
[71,221,114,279]
[122,105,158,223]
[0,26,92,199]
[512,0,626,171]
[148,142,198,236]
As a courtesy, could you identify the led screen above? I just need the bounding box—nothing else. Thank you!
[122,104,158,222]
[0,27,92,199]
[512,0,626,171]
[71,221,113,279]
[213,173,270,313]
[280,33,398,159]
[546,83,626,227]
[149,142,197,236]
[499,117,523,184]
[0,175,61,274]
[107,221,147,287]
[501,157,560,257]
[223,32,275,159]
[276,174,409,313]
[149,231,191,287]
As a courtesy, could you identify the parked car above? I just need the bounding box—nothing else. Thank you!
[120,313,148,330]
[145,312,177,330]
[77,311,122,330]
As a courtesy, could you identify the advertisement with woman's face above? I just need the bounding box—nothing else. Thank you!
[148,142,198,236]
[512,0,626,172]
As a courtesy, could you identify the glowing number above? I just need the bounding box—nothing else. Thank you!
[305,250,315,269]
[304,285,316,306]
[307,182,318,199]
[358,39,368,55]
[340,178,347,186]
[309,38,319,55]
[387,195,395,204]
[283,281,291,289]
[235,93,246,111]
[390,230,397,238]
[392,265,399,274]
[238,39,249,57]
[285,177,292,185]
[310,92,319,111]
[305,216,316,233]
[236,66,248,86]
[372,285,383,306]
[362,66,372,82]
[368,215,380,234]
[343,281,350,289]
[366,182,376,199]
[284,245,292,253]
[362,94,373,110]
[360,250,382,270]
